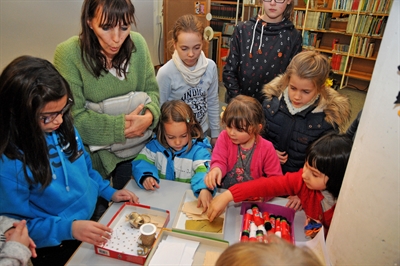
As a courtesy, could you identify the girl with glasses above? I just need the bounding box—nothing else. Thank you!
[223,0,302,103]
[0,56,139,265]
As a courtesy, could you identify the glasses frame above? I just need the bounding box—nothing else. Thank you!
[262,0,286,3]
[40,98,73,124]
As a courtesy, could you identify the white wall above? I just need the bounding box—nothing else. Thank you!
[327,0,400,264]
[0,0,163,70]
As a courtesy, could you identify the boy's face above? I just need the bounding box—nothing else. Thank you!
[302,162,328,190]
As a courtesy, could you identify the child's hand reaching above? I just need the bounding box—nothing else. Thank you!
[205,167,222,190]
[72,220,112,246]
[197,189,213,213]
[111,189,139,203]
[5,220,37,258]
[286,195,303,211]
[207,190,233,222]
[142,177,160,190]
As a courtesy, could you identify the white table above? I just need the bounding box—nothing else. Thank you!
[66,179,307,265]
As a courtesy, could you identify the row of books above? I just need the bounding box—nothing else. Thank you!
[346,14,388,36]
[303,31,321,48]
[211,4,238,20]
[350,37,375,57]
[332,0,392,13]
[330,54,347,72]
[304,12,333,30]
[332,0,362,11]
[293,10,305,28]
[209,20,236,35]
[359,0,393,13]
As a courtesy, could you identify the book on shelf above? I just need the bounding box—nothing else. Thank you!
[351,0,361,11]
[222,23,235,35]
[366,42,375,58]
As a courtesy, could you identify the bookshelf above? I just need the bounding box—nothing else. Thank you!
[241,3,262,22]
[294,0,393,91]
[209,0,242,80]
[163,0,211,62]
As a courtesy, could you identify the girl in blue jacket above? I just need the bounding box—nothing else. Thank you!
[0,56,139,265]
[132,100,215,212]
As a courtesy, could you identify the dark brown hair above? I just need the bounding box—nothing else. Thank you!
[222,95,265,136]
[79,0,136,77]
[157,100,203,152]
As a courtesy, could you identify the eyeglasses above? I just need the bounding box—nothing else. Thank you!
[40,98,73,124]
[263,0,286,3]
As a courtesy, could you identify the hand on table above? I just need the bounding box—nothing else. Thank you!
[285,195,303,211]
[111,189,139,203]
[207,190,233,222]
[197,189,213,213]
[72,220,112,246]
[142,177,160,190]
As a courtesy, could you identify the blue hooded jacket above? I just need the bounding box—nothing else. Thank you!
[132,137,215,197]
[0,128,116,248]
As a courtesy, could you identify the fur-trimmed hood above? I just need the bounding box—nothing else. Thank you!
[263,75,351,133]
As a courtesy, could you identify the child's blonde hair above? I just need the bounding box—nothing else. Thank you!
[156,100,203,152]
[283,50,331,98]
[167,14,204,55]
[222,95,265,136]
[216,235,324,266]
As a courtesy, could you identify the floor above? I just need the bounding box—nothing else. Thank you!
[218,82,367,131]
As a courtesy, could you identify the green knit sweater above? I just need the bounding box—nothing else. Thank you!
[53,32,160,177]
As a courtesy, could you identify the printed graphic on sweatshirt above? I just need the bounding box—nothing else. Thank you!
[181,86,206,122]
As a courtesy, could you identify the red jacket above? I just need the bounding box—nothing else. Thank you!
[229,169,335,230]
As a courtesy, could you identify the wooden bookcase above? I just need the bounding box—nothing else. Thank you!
[241,2,262,22]
[209,0,242,80]
[163,0,211,62]
[294,0,393,91]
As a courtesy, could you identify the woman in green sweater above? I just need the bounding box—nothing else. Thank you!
[54,0,160,219]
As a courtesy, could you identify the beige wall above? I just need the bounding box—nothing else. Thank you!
[0,0,163,70]
[327,0,400,264]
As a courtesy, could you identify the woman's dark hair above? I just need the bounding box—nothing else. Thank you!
[0,55,78,188]
[222,95,265,136]
[157,100,203,152]
[305,132,353,198]
[80,0,136,78]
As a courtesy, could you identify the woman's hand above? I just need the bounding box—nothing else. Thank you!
[142,177,160,191]
[197,189,213,213]
[286,195,303,211]
[276,150,288,164]
[205,167,222,190]
[124,105,153,138]
[72,220,112,246]
[207,191,233,222]
[111,189,139,203]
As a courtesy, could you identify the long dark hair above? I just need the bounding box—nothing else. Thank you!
[0,56,78,188]
[305,132,353,199]
[79,0,136,77]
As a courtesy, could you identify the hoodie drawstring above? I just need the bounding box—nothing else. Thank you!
[249,17,267,58]
[258,22,267,55]
[249,18,259,58]
[51,132,70,192]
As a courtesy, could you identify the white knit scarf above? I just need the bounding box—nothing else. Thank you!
[172,50,208,87]
[283,87,320,115]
